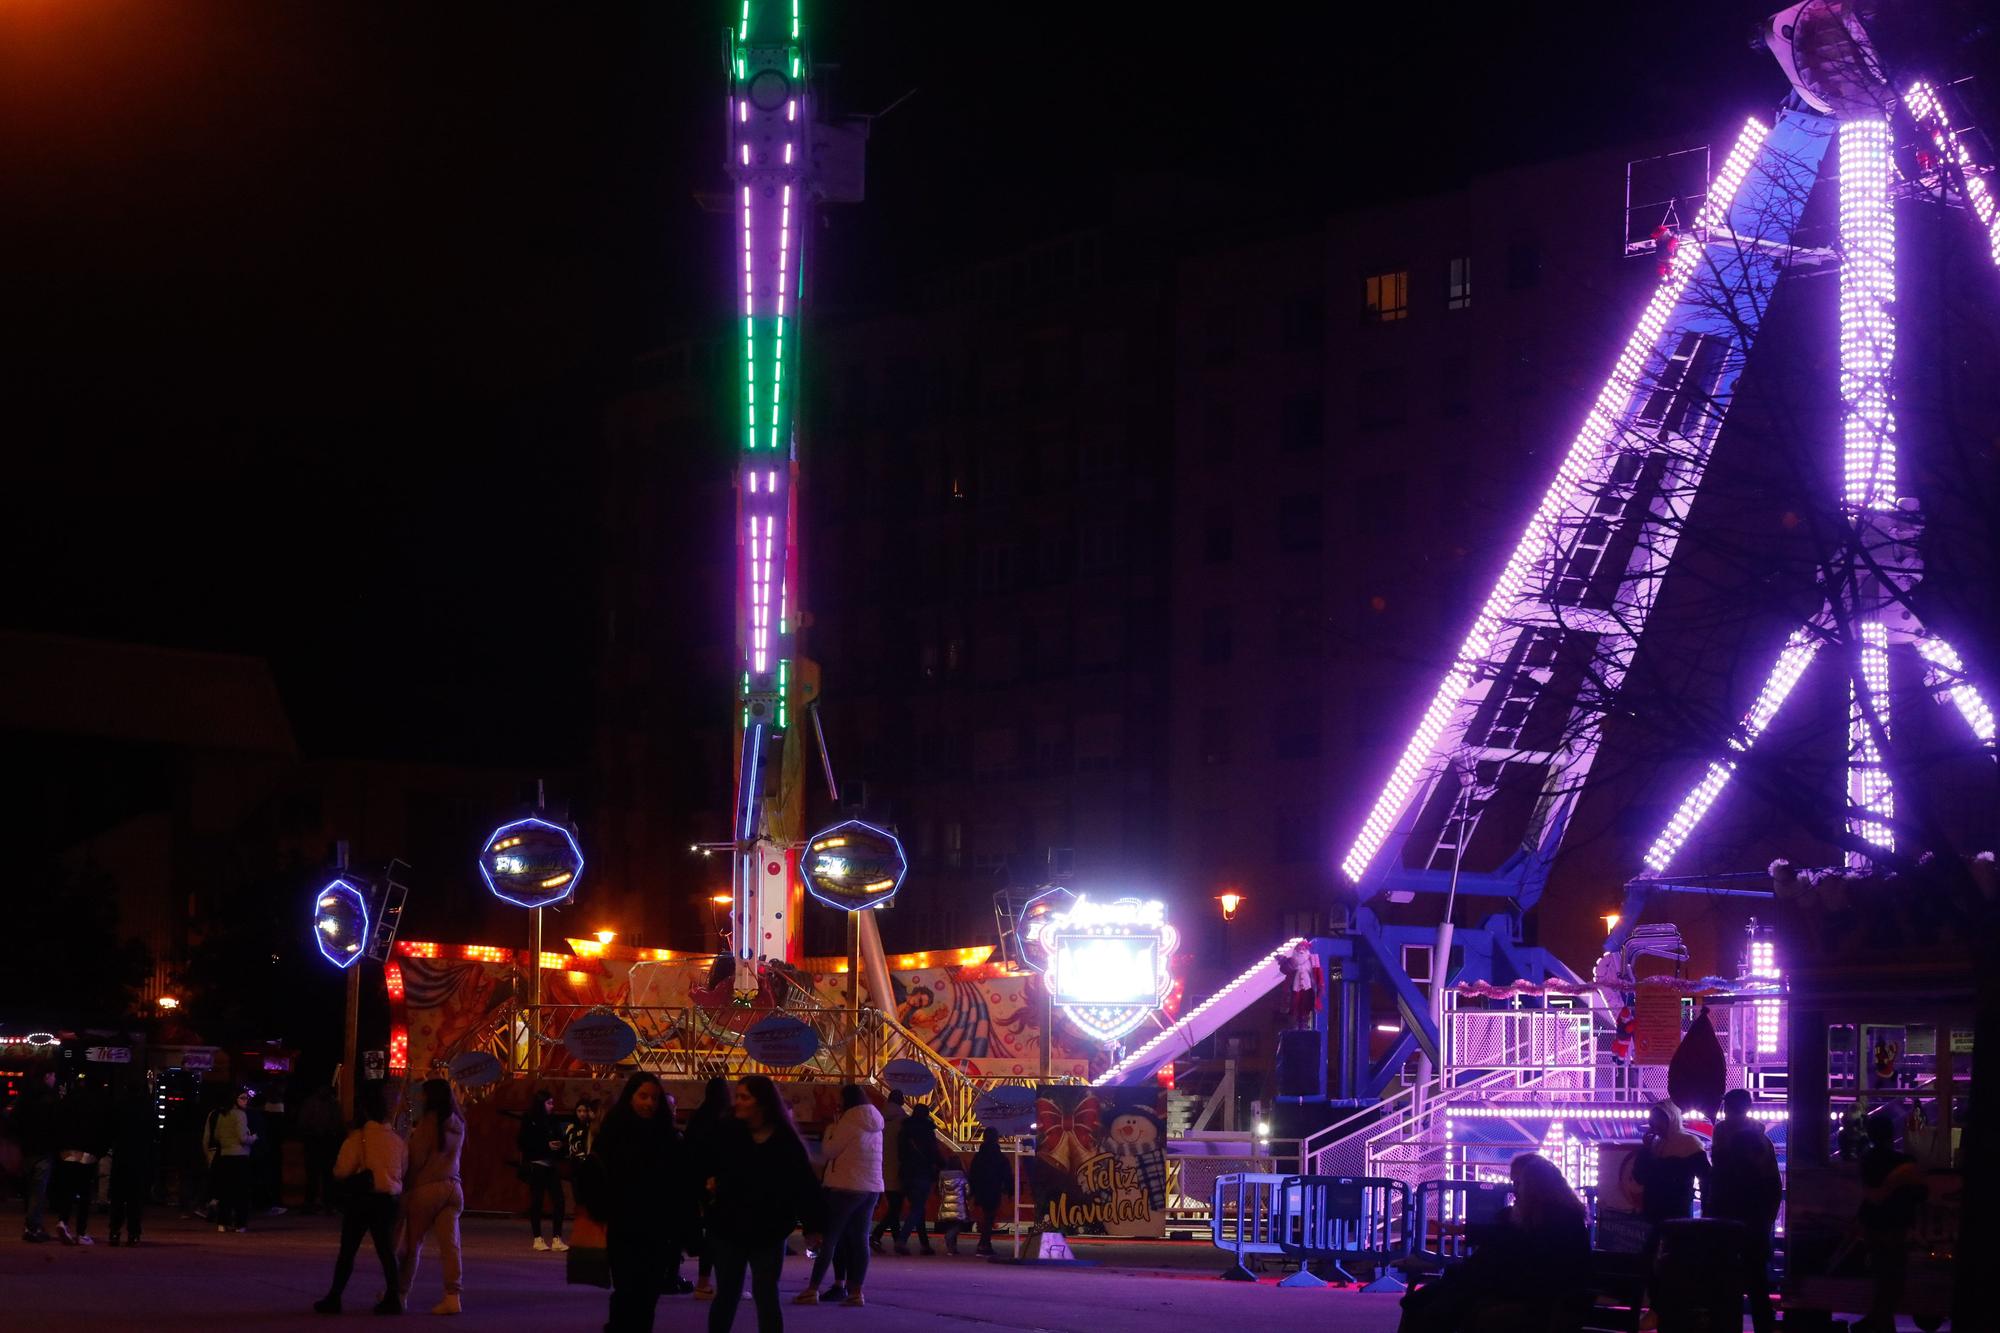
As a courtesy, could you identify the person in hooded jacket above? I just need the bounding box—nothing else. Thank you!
[706,1076,823,1333]
[314,1082,407,1316]
[685,1076,732,1298]
[798,1084,881,1306]
[106,1081,158,1246]
[868,1089,908,1251]
[1633,1099,1710,1320]
[588,1072,690,1333]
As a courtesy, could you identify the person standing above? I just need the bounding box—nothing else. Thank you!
[685,1076,732,1298]
[12,1069,59,1242]
[566,1097,600,1161]
[314,1082,407,1316]
[211,1087,258,1233]
[50,1079,111,1246]
[798,1085,880,1306]
[106,1081,158,1246]
[707,1077,823,1333]
[967,1128,1011,1256]
[1708,1089,1782,1333]
[517,1089,568,1253]
[1633,1099,1710,1323]
[893,1103,947,1255]
[589,1072,690,1333]
[1856,1111,1927,1333]
[397,1079,466,1316]
[297,1084,345,1214]
[868,1090,908,1252]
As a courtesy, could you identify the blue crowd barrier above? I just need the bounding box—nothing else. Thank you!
[1212,1172,1410,1289]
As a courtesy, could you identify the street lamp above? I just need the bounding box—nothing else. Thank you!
[594,929,617,947]
[1216,891,1244,922]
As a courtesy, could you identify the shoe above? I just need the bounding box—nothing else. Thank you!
[106,1235,120,1247]
[313,1298,342,1315]
[893,1242,909,1256]
[843,1293,866,1308]
[668,1278,695,1294]
[920,1245,935,1256]
[373,1295,404,1314]
[819,1285,847,1301]
[76,1234,94,1246]
[694,1280,715,1302]
[869,1235,883,1254]
[532,1236,550,1252]
[269,1205,289,1216]
[550,1237,569,1253]
[946,1242,960,1256]
[23,1228,51,1243]
[236,1227,248,1234]
[975,1245,995,1256]
[56,1222,75,1245]
[217,1225,228,1234]
[431,1295,462,1315]
[793,1290,819,1305]
[127,1236,142,1246]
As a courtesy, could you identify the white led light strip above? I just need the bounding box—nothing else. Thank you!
[1915,635,1997,743]
[1838,118,1897,512]
[1904,82,2000,268]
[1642,630,1821,873]
[1341,118,1772,884]
[1092,937,1305,1085]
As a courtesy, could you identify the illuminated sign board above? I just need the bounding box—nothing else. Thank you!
[478,816,585,910]
[312,877,370,970]
[1027,893,1177,1045]
[801,819,906,912]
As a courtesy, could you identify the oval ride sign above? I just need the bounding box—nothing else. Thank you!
[447,1050,503,1088]
[744,1013,820,1068]
[801,819,907,912]
[562,1013,638,1065]
[880,1057,936,1098]
[973,1084,1038,1135]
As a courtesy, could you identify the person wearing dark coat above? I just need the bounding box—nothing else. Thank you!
[586,1072,692,1333]
[516,1089,567,1251]
[967,1128,1011,1256]
[50,1081,113,1245]
[1709,1089,1783,1333]
[12,1069,60,1242]
[893,1104,948,1254]
[1633,1099,1711,1318]
[1399,1153,1592,1333]
[685,1076,732,1296]
[106,1082,158,1245]
[705,1076,824,1333]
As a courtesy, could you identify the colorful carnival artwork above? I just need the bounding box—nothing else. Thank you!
[1033,1084,1169,1237]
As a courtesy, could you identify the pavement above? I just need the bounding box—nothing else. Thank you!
[0,1212,1409,1332]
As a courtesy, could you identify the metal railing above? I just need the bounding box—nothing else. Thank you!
[1212,1172,1412,1287]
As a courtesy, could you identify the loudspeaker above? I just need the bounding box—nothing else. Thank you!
[1275,1028,1324,1098]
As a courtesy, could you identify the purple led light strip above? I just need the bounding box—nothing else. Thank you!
[1341,118,1772,884]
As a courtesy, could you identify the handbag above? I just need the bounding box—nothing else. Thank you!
[565,1212,611,1288]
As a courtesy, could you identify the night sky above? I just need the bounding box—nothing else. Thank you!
[0,2,1903,766]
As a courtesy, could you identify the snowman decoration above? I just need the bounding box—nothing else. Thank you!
[1104,1109,1167,1213]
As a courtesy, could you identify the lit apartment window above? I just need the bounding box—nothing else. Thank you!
[1364,270,1409,322]
[1448,256,1472,310]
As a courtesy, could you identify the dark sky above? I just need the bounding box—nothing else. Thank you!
[0,1,1880,765]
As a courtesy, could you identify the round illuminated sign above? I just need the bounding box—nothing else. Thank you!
[744,1014,820,1068]
[802,819,906,912]
[478,816,584,910]
[974,1085,1038,1136]
[312,878,370,970]
[447,1051,503,1088]
[881,1058,937,1098]
[562,1013,639,1065]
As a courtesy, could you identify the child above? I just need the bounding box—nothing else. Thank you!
[936,1167,970,1256]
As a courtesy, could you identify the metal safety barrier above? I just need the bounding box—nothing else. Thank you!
[1212,1172,1410,1288]
[1409,1179,1512,1265]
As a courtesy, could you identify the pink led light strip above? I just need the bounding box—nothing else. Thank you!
[1846,620,1894,867]
[1341,117,1772,884]
[1905,82,2000,268]
[1642,630,1821,873]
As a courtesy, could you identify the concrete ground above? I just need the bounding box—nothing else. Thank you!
[0,1212,1407,1332]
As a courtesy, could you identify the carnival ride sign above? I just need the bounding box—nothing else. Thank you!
[801,820,906,912]
[880,1057,936,1098]
[744,1013,821,1067]
[1026,893,1176,1045]
[478,816,584,910]
[562,1013,639,1065]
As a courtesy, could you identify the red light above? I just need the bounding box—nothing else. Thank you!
[384,963,405,1001]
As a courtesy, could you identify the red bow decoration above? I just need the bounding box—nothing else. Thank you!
[1036,1094,1101,1176]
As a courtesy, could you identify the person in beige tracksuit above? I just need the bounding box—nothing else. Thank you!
[399,1078,467,1316]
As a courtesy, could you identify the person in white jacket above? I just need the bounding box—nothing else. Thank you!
[314,1083,408,1316]
[797,1085,883,1307]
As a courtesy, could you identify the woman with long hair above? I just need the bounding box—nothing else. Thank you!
[517,1087,568,1252]
[685,1076,731,1298]
[1397,1152,1590,1333]
[314,1082,407,1315]
[967,1126,1012,1256]
[397,1078,467,1315]
[706,1076,823,1333]
[798,1084,881,1306]
[588,1071,689,1333]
